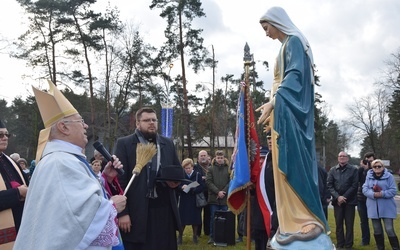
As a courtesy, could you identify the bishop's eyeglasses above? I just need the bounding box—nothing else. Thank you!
[62,119,85,124]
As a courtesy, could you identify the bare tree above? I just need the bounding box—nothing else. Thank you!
[346,88,390,155]
[379,48,400,90]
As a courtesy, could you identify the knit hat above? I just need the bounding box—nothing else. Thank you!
[17,158,28,166]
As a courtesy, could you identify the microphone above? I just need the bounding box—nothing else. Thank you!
[93,141,125,175]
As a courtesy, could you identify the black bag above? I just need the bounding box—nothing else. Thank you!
[214,210,235,246]
[195,173,207,207]
[196,192,207,207]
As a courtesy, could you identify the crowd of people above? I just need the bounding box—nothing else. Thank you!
[1,5,399,250]
[2,116,399,249]
[327,151,399,250]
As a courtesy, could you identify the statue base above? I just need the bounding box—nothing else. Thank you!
[269,232,335,250]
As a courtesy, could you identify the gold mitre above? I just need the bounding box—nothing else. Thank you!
[33,80,78,163]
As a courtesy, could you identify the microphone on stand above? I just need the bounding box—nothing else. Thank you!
[93,141,125,175]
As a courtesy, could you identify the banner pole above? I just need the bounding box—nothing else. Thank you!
[244,42,253,250]
[246,186,251,250]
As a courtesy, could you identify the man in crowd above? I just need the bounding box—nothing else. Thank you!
[357,151,375,246]
[194,150,211,237]
[252,132,279,250]
[9,153,20,163]
[206,150,230,244]
[115,107,183,250]
[327,151,358,249]
[0,120,28,249]
[14,81,126,249]
[318,163,331,219]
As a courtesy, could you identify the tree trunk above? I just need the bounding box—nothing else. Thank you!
[178,8,192,159]
[102,28,113,148]
[73,14,96,139]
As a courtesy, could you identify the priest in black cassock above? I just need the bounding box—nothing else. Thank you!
[0,119,29,249]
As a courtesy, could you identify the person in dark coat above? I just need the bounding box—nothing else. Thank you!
[251,145,270,250]
[206,150,230,244]
[177,158,205,245]
[252,132,278,250]
[317,163,331,219]
[0,119,29,249]
[193,150,211,237]
[115,107,183,250]
[357,151,375,246]
[327,151,359,249]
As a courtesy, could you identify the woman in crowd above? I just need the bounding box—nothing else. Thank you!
[363,159,399,249]
[17,158,30,176]
[177,158,204,245]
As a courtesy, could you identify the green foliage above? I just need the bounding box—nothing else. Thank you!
[0,99,12,123]
[1,87,100,161]
[323,121,346,167]
[3,96,39,158]
[150,0,209,158]
[388,89,400,141]
[150,0,208,73]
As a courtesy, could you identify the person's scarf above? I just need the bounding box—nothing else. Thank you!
[373,171,383,180]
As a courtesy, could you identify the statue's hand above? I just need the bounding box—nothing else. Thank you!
[256,102,273,125]
[263,125,271,134]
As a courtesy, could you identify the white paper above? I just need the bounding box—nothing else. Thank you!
[183,181,200,193]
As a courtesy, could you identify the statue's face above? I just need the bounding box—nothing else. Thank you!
[261,22,279,40]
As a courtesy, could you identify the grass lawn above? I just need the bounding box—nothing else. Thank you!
[178,208,400,249]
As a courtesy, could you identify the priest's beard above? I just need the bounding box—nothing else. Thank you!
[141,130,157,143]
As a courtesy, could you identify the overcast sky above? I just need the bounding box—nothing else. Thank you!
[1,0,399,155]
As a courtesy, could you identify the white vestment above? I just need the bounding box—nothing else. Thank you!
[14,140,115,250]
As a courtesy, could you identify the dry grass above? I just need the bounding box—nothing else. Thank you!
[178,208,400,249]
